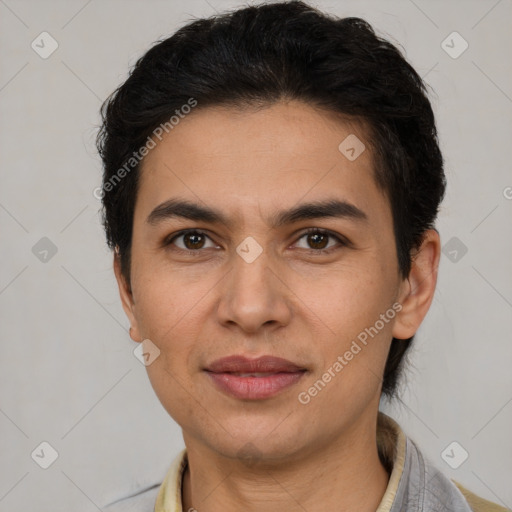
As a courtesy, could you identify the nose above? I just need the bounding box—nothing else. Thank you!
[216,244,292,334]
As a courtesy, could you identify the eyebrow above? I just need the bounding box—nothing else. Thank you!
[146,198,368,229]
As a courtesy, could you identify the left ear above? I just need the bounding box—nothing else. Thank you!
[392,229,441,340]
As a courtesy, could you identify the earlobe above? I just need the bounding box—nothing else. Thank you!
[113,251,142,343]
[391,229,441,340]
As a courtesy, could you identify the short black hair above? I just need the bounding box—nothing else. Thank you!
[96,0,446,399]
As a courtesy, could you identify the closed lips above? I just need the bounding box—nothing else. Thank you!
[204,355,308,400]
[205,355,307,374]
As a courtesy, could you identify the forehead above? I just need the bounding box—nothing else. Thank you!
[135,100,389,229]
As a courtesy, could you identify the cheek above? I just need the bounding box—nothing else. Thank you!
[292,264,396,393]
[131,254,213,338]
[290,261,395,340]
[135,275,209,425]
[298,320,393,423]
[130,271,214,408]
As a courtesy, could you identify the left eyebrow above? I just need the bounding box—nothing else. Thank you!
[146,198,368,229]
[270,199,368,228]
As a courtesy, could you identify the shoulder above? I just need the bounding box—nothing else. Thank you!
[452,481,510,512]
[399,432,508,512]
[102,448,187,512]
[102,482,161,512]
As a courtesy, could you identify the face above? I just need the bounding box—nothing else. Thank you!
[115,100,437,463]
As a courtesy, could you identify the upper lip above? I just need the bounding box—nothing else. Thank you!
[205,355,306,373]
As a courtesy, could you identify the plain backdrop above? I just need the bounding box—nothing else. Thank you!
[0,0,511,510]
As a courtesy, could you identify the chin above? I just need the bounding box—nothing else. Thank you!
[197,414,311,462]
[214,435,306,467]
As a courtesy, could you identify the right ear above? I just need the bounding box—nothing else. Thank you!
[113,250,142,343]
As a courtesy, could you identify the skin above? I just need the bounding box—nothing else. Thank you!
[114,100,440,512]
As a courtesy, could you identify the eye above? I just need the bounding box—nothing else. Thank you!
[165,230,219,252]
[164,228,349,255]
[294,228,347,253]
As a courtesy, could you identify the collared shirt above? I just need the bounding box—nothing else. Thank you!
[104,412,509,511]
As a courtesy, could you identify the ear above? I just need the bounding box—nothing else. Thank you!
[113,250,142,343]
[392,229,441,340]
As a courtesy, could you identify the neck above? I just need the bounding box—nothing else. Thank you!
[181,411,390,512]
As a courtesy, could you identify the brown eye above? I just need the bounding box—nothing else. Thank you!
[295,229,347,253]
[183,232,205,250]
[306,232,329,250]
[166,230,218,252]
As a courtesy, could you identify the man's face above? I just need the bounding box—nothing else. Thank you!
[116,100,411,462]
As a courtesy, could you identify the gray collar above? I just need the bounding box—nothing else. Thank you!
[389,435,473,512]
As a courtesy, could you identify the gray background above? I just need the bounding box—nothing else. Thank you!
[0,0,511,510]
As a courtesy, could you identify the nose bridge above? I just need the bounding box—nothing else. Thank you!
[231,229,271,280]
[217,239,290,331]
[230,241,274,305]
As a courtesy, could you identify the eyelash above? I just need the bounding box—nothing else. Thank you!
[164,228,349,256]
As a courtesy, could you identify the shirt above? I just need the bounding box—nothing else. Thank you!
[103,412,509,511]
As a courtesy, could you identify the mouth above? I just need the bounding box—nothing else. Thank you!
[204,355,307,400]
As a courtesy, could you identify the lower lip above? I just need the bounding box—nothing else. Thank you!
[205,371,305,400]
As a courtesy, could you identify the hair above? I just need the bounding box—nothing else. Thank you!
[96,0,446,399]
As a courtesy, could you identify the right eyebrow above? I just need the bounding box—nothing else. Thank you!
[146,199,229,227]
